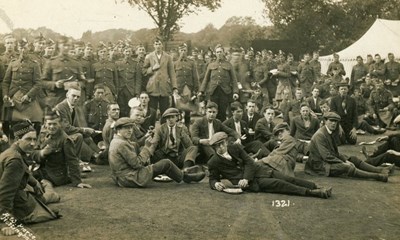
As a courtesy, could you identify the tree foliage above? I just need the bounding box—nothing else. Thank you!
[262,0,400,54]
[121,0,222,42]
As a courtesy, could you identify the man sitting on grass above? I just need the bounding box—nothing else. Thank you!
[108,117,205,188]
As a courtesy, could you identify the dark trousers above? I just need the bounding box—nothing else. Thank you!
[371,136,400,157]
[244,140,270,158]
[117,88,135,118]
[151,146,198,169]
[256,170,317,196]
[340,123,357,145]
[209,86,231,122]
[197,145,216,164]
[149,95,170,120]
[152,159,183,182]
[366,152,400,167]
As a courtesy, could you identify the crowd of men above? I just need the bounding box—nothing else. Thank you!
[1,33,400,236]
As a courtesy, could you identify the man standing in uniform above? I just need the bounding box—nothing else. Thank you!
[327,53,346,84]
[116,47,142,117]
[298,53,316,97]
[385,53,400,96]
[41,36,87,109]
[174,43,199,128]
[199,44,239,121]
[91,46,118,103]
[2,39,43,136]
[350,56,369,93]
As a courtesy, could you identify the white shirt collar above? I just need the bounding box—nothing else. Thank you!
[325,125,333,135]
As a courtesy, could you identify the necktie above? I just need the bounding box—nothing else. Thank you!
[341,97,347,114]
[71,108,76,121]
[169,126,175,146]
[249,115,252,123]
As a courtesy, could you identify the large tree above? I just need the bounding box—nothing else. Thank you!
[121,0,222,42]
[262,0,400,54]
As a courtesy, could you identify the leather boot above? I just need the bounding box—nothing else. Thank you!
[307,188,330,199]
[183,171,206,183]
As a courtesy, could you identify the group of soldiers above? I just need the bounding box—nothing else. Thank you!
[1,32,400,237]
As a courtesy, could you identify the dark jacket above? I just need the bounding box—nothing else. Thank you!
[0,144,36,219]
[31,129,82,186]
[191,117,240,145]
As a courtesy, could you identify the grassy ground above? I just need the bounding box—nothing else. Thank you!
[5,132,400,240]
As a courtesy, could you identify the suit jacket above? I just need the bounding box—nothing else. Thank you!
[152,123,193,153]
[306,96,322,114]
[290,115,320,140]
[330,95,358,129]
[305,126,347,175]
[143,51,177,97]
[54,99,88,135]
[207,144,257,189]
[242,112,262,130]
[191,117,240,145]
[255,118,275,142]
[141,106,157,131]
[223,118,251,143]
[108,135,153,187]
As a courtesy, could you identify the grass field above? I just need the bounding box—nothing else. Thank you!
[4,132,400,240]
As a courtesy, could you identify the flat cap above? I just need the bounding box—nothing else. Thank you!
[336,79,349,88]
[162,108,180,118]
[323,112,341,121]
[178,43,187,50]
[206,101,218,109]
[273,122,289,135]
[209,132,228,146]
[114,117,135,129]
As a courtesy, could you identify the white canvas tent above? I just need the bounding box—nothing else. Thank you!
[320,19,400,78]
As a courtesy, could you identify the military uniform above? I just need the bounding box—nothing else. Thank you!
[252,61,269,108]
[369,61,386,80]
[298,61,316,97]
[350,63,368,91]
[2,56,42,122]
[116,58,142,117]
[275,61,292,101]
[41,55,85,108]
[385,60,400,96]
[200,59,239,121]
[263,59,278,104]
[84,98,109,130]
[91,60,118,102]
[327,61,346,84]
[174,57,199,126]
[309,58,321,81]
[369,88,396,127]
[31,128,83,187]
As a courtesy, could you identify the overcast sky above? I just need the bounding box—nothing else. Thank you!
[0,0,268,38]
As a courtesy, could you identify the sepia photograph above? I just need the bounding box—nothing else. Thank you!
[0,0,399,239]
